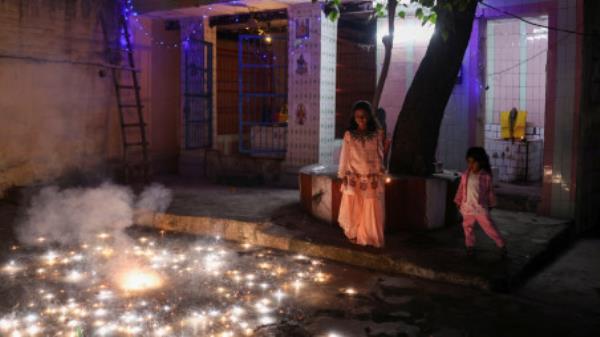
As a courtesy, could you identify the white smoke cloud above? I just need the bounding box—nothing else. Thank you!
[136,183,172,214]
[17,182,172,246]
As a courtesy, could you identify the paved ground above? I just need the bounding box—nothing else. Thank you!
[0,198,598,337]
[165,182,298,222]
[518,237,600,314]
[148,178,571,291]
[295,256,600,337]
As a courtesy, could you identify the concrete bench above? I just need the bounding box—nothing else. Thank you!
[299,164,460,231]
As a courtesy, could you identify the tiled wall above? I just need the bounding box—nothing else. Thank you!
[318,14,337,164]
[484,124,544,141]
[483,16,549,183]
[485,124,544,182]
[286,2,337,167]
[487,139,543,182]
[485,16,548,130]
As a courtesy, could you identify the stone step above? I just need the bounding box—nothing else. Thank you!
[496,192,541,213]
[494,182,541,213]
[178,164,206,178]
[178,150,208,178]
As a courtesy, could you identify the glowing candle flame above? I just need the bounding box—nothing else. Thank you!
[2,261,23,274]
[343,288,357,296]
[314,272,330,283]
[0,228,358,336]
[65,270,84,283]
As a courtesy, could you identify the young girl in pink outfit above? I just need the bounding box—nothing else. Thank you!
[337,101,386,248]
[454,147,507,257]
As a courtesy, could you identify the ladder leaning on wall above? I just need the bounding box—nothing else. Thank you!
[100,12,150,183]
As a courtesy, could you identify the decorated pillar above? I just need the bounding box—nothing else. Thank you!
[286,2,337,167]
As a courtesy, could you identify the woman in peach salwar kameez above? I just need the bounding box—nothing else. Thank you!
[337,101,386,248]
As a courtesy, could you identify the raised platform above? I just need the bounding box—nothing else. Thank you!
[138,178,572,292]
[298,164,459,230]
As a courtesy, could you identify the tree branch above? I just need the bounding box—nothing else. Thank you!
[371,0,398,127]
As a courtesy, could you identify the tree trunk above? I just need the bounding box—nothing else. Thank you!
[388,0,478,176]
[372,0,398,118]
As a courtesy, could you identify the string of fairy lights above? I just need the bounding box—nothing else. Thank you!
[120,0,319,55]
[122,0,297,50]
[122,0,205,49]
[122,0,593,51]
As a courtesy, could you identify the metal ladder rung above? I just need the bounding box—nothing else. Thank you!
[117,85,141,90]
[124,141,149,147]
[126,162,149,167]
[122,122,146,128]
[101,12,150,182]
[112,65,141,72]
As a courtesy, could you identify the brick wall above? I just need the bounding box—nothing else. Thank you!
[335,25,376,139]
[216,38,239,136]
[0,0,122,194]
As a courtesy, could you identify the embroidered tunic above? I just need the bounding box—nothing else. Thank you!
[337,130,385,247]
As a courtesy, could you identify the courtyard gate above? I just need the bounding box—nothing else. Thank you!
[238,34,288,157]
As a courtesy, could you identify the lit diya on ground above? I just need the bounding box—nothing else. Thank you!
[0,230,351,337]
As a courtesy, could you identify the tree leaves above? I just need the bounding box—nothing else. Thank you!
[327,10,339,21]
[428,12,437,25]
[321,0,340,22]
[374,2,386,18]
[415,7,424,20]
[318,0,476,28]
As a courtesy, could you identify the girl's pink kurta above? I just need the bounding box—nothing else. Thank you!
[337,130,385,248]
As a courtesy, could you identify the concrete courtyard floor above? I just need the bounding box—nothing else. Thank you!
[0,182,599,337]
[143,178,572,292]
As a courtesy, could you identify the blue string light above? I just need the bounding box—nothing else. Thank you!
[122,0,318,53]
[122,0,205,50]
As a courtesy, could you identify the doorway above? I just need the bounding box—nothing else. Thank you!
[238,34,288,157]
[183,37,213,149]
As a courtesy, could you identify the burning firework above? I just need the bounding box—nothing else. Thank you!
[115,268,164,293]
